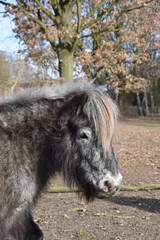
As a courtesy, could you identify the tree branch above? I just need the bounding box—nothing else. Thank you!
[82,0,106,25]
[34,0,59,25]
[0,0,17,8]
[81,8,105,31]
[81,0,123,31]
[80,25,122,39]
[0,0,13,6]
[72,0,81,51]
[121,0,154,14]
[76,0,81,34]
[16,0,57,50]
[53,0,62,16]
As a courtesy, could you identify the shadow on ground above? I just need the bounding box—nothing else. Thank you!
[104,194,160,213]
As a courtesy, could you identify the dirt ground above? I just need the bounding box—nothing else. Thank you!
[34,118,160,240]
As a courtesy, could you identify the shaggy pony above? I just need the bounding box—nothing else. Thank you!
[0,81,122,240]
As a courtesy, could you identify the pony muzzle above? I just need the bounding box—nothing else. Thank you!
[98,172,122,195]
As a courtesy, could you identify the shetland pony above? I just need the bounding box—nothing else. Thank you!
[0,81,122,240]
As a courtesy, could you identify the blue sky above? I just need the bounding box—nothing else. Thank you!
[0,4,20,53]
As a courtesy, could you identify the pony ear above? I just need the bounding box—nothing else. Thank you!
[63,91,88,116]
[74,92,88,115]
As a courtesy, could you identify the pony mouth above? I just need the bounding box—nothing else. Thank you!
[97,187,120,198]
[97,172,122,197]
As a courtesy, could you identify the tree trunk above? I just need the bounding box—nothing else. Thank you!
[56,1,74,82]
[58,49,74,82]
[149,80,155,116]
[136,92,142,116]
[143,92,149,116]
[10,57,22,94]
[155,78,158,109]
[150,88,155,116]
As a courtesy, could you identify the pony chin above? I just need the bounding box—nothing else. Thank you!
[81,186,99,202]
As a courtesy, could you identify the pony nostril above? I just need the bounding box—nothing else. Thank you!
[104,180,112,190]
[104,180,109,187]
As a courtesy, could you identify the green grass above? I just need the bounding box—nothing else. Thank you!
[121,184,160,191]
[48,184,160,193]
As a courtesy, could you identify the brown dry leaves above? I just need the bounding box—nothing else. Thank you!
[113,119,160,185]
[3,0,160,89]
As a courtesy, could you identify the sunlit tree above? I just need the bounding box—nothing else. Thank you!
[0,0,159,91]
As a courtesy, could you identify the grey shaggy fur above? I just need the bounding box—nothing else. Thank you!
[0,81,121,240]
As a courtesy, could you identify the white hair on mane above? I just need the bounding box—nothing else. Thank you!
[82,84,119,152]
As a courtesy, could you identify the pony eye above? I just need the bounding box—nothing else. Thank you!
[79,132,89,139]
[79,129,91,140]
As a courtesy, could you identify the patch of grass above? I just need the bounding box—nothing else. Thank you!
[67,207,80,212]
[79,230,87,236]
[48,184,160,193]
[49,186,79,193]
[121,184,160,191]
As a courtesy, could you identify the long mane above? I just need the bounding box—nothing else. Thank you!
[0,81,118,152]
[82,83,119,152]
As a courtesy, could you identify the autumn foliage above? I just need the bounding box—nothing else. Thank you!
[1,0,160,91]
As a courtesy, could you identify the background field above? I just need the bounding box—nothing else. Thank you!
[34,118,160,240]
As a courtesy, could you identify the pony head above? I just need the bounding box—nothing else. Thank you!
[54,82,122,201]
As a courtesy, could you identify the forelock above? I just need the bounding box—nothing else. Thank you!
[83,87,119,153]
